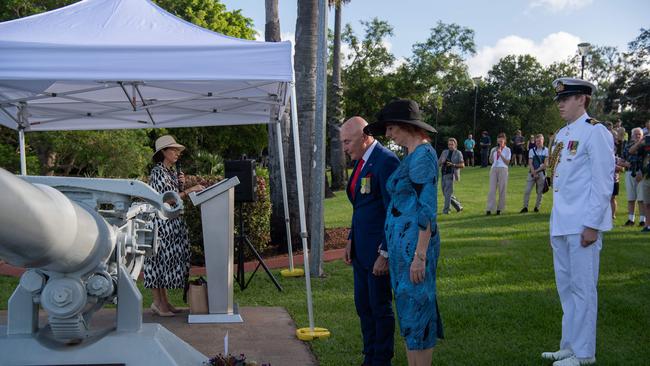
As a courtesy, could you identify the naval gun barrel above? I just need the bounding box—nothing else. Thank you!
[0,168,114,274]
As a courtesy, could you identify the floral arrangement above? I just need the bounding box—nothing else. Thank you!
[205,353,270,366]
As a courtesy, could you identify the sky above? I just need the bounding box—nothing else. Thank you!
[220,0,649,77]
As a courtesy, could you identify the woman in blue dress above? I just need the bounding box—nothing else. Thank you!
[364,99,443,366]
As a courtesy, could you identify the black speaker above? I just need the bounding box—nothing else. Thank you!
[225,160,257,203]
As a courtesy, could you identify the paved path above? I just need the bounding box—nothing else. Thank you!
[0,307,317,366]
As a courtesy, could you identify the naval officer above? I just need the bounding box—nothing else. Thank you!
[541,78,614,366]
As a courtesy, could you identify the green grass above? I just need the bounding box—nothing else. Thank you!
[2,167,649,365]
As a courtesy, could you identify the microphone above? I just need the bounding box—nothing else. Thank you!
[175,161,184,192]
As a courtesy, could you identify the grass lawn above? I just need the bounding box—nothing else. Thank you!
[2,166,649,365]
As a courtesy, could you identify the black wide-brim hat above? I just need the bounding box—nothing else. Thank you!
[363,99,437,136]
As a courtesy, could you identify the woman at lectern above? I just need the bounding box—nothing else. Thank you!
[144,135,204,317]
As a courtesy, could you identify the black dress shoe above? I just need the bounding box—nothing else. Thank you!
[520,207,528,213]
[640,221,646,227]
[534,207,539,212]
[486,211,491,215]
[496,210,501,215]
[624,220,635,226]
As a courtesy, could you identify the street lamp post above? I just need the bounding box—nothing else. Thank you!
[472,77,481,136]
[577,42,591,79]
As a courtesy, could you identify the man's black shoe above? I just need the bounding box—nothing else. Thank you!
[624,220,635,226]
[486,211,491,216]
[496,210,501,215]
[534,207,539,213]
[640,221,646,227]
[520,207,528,213]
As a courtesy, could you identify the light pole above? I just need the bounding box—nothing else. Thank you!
[577,42,591,79]
[472,77,481,136]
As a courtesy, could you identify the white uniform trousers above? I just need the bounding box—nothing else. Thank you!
[550,233,602,359]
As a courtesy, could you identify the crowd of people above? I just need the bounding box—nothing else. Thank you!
[339,77,641,366]
[447,116,650,227]
[141,77,647,366]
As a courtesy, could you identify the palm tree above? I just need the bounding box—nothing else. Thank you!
[265,0,297,248]
[294,0,318,247]
[327,0,350,191]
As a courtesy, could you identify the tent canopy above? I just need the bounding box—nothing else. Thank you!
[0,0,322,332]
[0,0,293,131]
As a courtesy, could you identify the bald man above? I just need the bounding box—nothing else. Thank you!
[341,116,400,366]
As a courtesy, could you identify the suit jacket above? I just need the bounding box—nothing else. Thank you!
[347,142,400,269]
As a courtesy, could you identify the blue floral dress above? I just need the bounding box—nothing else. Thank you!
[385,143,443,350]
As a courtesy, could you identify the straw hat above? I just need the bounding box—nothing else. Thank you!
[153,135,185,156]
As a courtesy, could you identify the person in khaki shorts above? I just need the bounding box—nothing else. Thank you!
[630,120,650,232]
[621,127,645,226]
[486,132,511,215]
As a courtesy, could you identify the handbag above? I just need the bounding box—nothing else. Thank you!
[188,276,209,314]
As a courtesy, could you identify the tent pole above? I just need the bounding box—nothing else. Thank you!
[18,128,26,176]
[17,104,27,175]
[290,84,314,330]
[275,120,294,271]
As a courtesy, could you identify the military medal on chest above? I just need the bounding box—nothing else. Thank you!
[360,175,372,194]
[567,140,579,155]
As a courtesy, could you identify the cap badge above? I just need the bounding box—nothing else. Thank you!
[555,82,565,92]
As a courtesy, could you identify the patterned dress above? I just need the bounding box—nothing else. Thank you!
[385,143,443,350]
[143,162,190,289]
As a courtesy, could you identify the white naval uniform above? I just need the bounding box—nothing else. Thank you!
[550,112,614,359]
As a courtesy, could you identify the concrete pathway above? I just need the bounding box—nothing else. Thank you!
[0,307,317,366]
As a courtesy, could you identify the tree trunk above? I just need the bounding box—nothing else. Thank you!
[265,0,296,251]
[328,2,347,190]
[294,0,318,249]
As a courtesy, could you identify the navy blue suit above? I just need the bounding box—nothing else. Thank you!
[347,142,399,366]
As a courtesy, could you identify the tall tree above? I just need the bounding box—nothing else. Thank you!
[341,18,396,119]
[264,0,296,249]
[326,0,350,191]
[482,55,564,137]
[293,0,318,253]
[622,28,650,123]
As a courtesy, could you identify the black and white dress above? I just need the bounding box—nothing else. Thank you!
[143,162,190,289]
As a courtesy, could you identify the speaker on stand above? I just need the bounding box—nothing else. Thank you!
[225,160,282,292]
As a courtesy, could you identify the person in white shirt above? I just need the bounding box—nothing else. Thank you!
[520,134,549,213]
[541,78,614,366]
[486,132,511,215]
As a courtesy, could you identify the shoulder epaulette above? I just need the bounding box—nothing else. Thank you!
[586,118,599,125]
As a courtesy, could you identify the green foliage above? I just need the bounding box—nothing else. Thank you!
[153,0,255,40]
[0,130,40,174]
[46,130,152,177]
[341,18,396,121]
[182,173,271,265]
[481,55,564,137]
[0,0,77,21]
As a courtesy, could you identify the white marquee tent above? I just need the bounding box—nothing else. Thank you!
[0,0,318,331]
